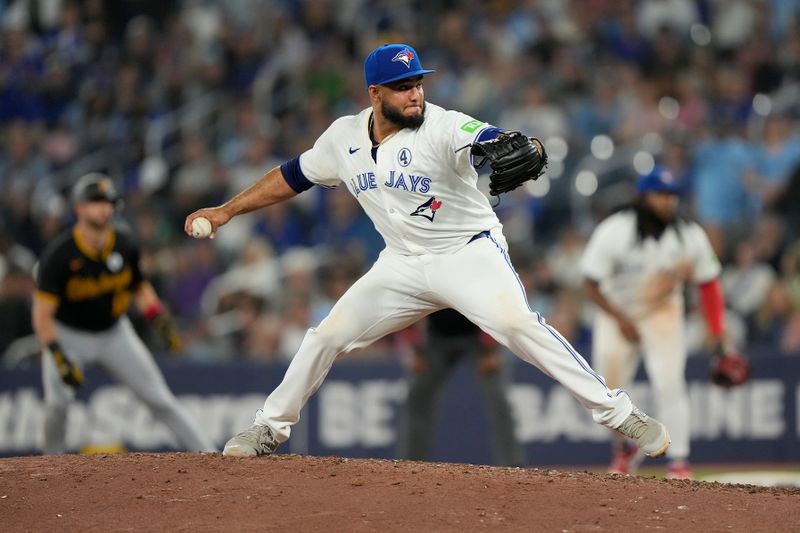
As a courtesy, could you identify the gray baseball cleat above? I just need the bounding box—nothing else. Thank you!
[222,424,279,457]
[614,407,670,457]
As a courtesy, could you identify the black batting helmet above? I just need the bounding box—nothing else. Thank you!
[71,173,120,205]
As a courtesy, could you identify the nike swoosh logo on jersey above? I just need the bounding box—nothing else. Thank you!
[349,147,360,154]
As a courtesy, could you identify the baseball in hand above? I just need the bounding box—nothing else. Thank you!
[191,216,213,238]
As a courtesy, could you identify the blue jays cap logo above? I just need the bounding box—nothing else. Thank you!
[364,43,435,86]
[392,49,415,68]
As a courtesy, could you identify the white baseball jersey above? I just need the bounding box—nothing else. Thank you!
[580,210,720,319]
[298,103,502,254]
[581,209,719,462]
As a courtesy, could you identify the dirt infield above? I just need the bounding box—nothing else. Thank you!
[2,453,799,532]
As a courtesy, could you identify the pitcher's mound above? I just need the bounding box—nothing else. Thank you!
[2,453,799,532]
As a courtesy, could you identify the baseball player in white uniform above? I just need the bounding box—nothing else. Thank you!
[185,43,671,460]
[581,167,727,480]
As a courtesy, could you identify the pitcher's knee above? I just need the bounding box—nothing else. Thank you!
[492,311,534,342]
[306,324,355,355]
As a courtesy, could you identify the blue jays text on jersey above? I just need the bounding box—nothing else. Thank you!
[349,170,432,197]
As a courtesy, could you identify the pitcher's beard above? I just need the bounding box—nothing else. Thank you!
[382,100,425,129]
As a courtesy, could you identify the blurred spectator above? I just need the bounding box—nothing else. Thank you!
[240,302,283,361]
[773,162,800,233]
[218,99,264,166]
[0,122,51,247]
[546,226,587,291]
[278,291,312,360]
[280,246,318,299]
[752,212,788,272]
[313,188,384,266]
[252,202,311,255]
[710,0,760,50]
[0,220,36,279]
[751,113,800,213]
[0,28,44,123]
[207,133,287,254]
[0,266,35,364]
[673,75,708,132]
[782,312,800,354]
[1,0,799,362]
[167,240,219,323]
[615,76,670,142]
[545,287,590,347]
[570,76,624,147]
[311,258,360,325]
[201,238,280,323]
[636,0,700,39]
[722,240,777,325]
[499,84,570,142]
[783,241,800,311]
[691,124,757,259]
[779,241,800,354]
[752,280,793,348]
[172,136,219,213]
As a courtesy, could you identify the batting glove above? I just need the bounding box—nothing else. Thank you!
[48,341,84,388]
[153,314,182,353]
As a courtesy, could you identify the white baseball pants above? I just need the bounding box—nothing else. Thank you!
[257,229,633,441]
[591,300,689,461]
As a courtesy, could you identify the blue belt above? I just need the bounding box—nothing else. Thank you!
[468,230,491,244]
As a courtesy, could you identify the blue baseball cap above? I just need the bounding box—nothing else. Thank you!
[637,166,683,195]
[364,44,435,87]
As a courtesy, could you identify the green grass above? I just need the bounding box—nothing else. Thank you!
[567,464,800,486]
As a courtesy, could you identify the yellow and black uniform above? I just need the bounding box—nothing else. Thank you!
[35,226,143,331]
[36,171,215,456]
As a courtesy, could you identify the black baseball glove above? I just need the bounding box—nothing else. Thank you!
[469,131,548,196]
[709,345,751,387]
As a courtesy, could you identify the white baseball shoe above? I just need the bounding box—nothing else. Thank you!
[614,407,670,457]
[222,424,279,457]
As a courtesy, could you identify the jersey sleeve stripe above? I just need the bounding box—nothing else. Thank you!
[279,156,315,193]
[34,290,59,305]
[475,126,503,143]
[471,126,504,167]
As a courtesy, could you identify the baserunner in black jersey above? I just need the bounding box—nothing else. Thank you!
[32,173,215,454]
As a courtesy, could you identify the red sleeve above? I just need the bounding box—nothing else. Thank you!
[698,278,725,337]
[394,324,423,350]
[478,331,498,350]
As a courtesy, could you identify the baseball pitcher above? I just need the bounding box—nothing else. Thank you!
[185,44,671,460]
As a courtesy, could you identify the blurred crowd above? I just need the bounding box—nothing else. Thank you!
[2,0,800,366]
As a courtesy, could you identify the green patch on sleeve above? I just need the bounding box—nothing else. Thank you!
[460,119,486,133]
